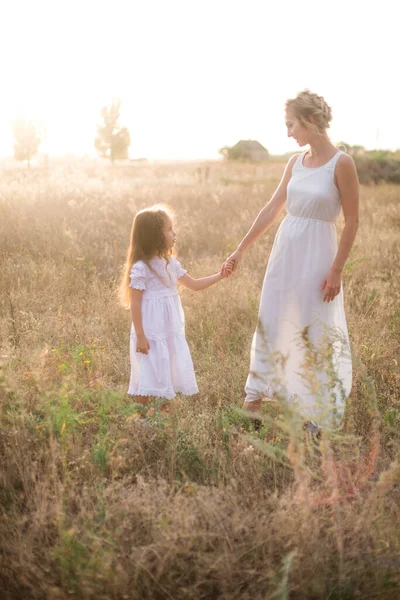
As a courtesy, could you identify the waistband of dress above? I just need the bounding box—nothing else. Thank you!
[142,290,179,300]
[286,213,335,224]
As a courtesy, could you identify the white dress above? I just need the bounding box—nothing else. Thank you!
[245,151,352,426]
[128,257,199,400]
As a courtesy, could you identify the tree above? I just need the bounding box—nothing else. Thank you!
[218,145,242,160]
[337,142,365,157]
[95,99,130,163]
[12,119,41,167]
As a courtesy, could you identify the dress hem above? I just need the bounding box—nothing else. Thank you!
[128,387,199,400]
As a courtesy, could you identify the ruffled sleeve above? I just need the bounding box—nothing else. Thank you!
[129,261,148,290]
[171,257,187,279]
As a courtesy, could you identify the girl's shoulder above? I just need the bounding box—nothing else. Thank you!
[131,260,148,273]
[130,260,150,282]
[168,256,187,278]
[129,260,149,290]
[168,256,180,268]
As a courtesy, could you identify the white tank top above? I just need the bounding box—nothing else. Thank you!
[286,150,343,223]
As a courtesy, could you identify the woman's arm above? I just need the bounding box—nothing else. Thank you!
[333,155,359,271]
[321,154,359,302]
[179,272,224,292]
[223,154,298,270]
[130,288,150,353]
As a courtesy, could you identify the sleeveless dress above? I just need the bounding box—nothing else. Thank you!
[245,150,352,426]
[128,256,199,400]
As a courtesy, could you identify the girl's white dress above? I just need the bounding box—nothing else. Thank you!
[128,256,199,400]
[245,151,352,426]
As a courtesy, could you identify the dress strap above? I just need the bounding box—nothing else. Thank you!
[292,153,305,171]
[328,150,344,170]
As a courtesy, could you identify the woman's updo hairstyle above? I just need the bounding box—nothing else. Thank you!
[285,90,332,134]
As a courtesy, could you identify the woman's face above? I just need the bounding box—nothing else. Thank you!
[285,110,310,147]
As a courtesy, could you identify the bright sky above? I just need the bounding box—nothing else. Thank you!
[1,0,398,159]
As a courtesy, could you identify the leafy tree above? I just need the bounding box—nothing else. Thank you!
[218,145,242,160]
[337,142,365,157]
[12,119,41,167]
[95,99,130,163]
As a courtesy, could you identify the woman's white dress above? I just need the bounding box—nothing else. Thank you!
[245,151,352,426]
[128,257,199,400]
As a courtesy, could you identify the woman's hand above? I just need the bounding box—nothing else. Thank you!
[221,249,243,277]
[321,267,342,302]
[136,334,150,354]
[220,265,232,278]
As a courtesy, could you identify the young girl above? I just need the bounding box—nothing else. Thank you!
[120,205,228,407]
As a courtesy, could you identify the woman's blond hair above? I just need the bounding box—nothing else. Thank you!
[285,90,332,134]
[119,205,174,308]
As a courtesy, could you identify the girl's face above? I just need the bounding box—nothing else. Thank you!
[285,110,310,147]
[163,216,176,249]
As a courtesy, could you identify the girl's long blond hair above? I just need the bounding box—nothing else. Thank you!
[119,205,174,308]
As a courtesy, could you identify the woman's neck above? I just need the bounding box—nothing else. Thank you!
[307,135,336,160]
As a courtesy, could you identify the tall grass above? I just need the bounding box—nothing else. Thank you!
[0,160,399,599]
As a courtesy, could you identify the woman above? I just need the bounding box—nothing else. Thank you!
[224,90,359,429]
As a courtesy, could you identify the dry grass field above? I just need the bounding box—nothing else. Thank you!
[1,159,399,599]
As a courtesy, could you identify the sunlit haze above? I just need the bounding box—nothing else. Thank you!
[2,0,398,160]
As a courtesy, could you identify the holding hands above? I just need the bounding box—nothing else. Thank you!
[221,249,243,278]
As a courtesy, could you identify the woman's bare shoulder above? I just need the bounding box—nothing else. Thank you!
[335,151,359,188]
[337,151,356,168]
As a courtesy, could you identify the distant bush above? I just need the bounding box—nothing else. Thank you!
[338,142,400,184]
[354,156,400,184]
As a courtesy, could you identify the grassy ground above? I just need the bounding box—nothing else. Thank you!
[1,159,399,599]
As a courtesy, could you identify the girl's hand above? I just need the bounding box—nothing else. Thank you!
[321,268,342,302]
[222,250,243,276]
[221,260,234,277]
[136,334,150,354]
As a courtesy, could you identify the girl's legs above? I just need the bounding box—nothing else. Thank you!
[134,396,177,415]
[135,395,150,406]
[160,397,178,413]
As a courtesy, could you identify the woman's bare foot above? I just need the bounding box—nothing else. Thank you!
[242,399,262,412]
[242,399,263,431]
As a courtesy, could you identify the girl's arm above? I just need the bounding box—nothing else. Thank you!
[223,154,298,270]
[321,154,359,302]
[130,288,150,353]
[179,272,224,292]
